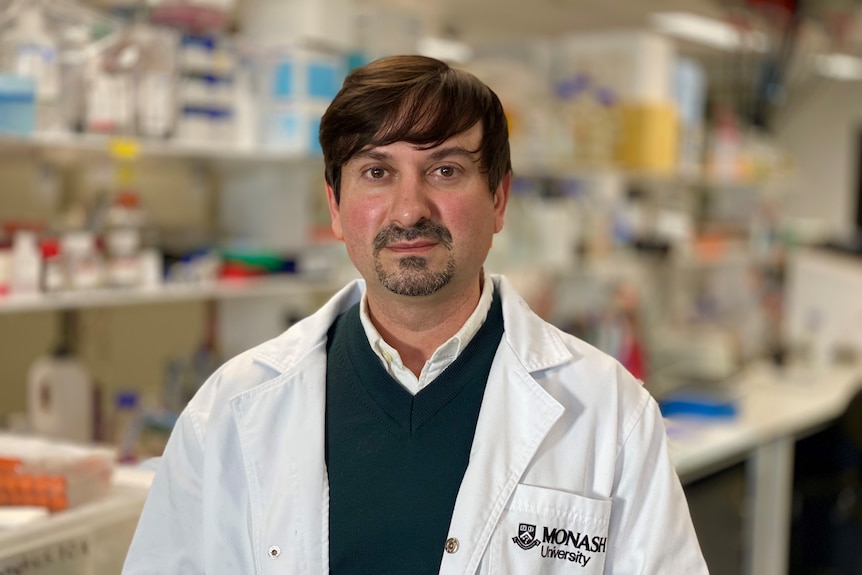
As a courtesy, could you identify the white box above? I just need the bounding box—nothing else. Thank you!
[258,100,329,154]
[783,247,862,365]
[252,45,346,105]
[218,162,316,252]
[244,45,345,153]
[240,0,355,52]
[353,5,422,62]
[553,31,676,103]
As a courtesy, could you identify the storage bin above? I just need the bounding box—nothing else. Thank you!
[0,74,36,135]
[0,466,152,575]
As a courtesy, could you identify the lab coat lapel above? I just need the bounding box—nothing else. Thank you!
[227,280,363,573]
[230,343,330,574]
[439,276,573,575]
[440,343,566,575]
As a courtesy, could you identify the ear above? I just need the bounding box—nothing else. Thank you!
[493,171,511,234]
[326,182,344,241]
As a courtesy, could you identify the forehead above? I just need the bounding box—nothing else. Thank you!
[348,123,484,164]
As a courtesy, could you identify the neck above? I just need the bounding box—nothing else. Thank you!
[366,276,484,376]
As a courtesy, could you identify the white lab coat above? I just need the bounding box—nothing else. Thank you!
[123,275,708,574]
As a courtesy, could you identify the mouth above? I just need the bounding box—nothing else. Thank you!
[373,221,453,256]
[386,240,438,254]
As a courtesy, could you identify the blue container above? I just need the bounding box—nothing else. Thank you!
[0,74,36,135]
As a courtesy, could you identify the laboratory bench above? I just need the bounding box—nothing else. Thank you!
[1,361,859,575]
[669,361,862,575]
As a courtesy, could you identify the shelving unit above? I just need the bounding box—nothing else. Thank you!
[0,130,335,314]
[513,161,789,194]
[0,131,321,164]
[515,162,699,184]
[0,274,342,314]
[0,116,335,424]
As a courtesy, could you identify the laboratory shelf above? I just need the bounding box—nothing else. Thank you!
[513,162,780,191]
[0,131,320,164]
[0,275,341,314]
[513,161,702,183]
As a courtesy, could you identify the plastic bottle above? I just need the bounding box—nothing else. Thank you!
[112,391,141,463]
[0,246,11,295]
[27,312,95,444]
[85,32,138,135]
[137,28,179,138]
[39,237,65,292]
[708,107,742,181]
[0,5,62,132]
[105,192,146,287]
[550,77,579,167]
[28,355,94,444]
[61,230,104,290]
[10,230,41,295]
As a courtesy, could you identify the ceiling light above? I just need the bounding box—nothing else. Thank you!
[815,54,862,81]
[651,11,767,53]
[417,36,473,64]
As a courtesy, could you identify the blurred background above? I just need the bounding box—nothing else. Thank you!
[3,0,862,573]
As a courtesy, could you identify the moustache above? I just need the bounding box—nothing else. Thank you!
[373,221,453,254]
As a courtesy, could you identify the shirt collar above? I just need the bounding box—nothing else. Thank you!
[359,273,495,385]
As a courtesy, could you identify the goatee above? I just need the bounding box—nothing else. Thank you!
[373,221,455,296]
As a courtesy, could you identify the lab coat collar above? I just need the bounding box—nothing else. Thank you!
[237,274,578,573]
[494,274,580,371]
[251,274,579,376]
[251,280,365,373]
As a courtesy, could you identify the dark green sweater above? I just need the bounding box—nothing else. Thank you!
[325,293,504,574]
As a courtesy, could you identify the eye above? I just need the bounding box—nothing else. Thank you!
[365,166,387,179]
[434,165,458,178]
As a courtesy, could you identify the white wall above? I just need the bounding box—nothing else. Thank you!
[774,80,862,238]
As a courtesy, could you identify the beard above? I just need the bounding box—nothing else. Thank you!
[373,221,455,297]
[375,254,456,296]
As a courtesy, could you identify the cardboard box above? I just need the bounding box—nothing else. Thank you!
[0,466,152,575]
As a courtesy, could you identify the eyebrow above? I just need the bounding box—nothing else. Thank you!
[351,149,391,162]
[350,145,480,164]
[427,146,480,163]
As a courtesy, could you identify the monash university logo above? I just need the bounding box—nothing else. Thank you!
[512,523,540,550]
[511,522,608,567]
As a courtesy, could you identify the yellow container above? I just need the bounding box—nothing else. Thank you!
[615,102,678,173]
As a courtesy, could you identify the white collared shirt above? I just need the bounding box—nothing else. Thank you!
[358,276,495,395]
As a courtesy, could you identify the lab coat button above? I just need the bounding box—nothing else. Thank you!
[268,546,280,558]
[444,537,459,554]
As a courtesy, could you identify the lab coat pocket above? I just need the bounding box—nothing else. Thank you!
[489,484,611,574]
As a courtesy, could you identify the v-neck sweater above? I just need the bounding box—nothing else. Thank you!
[325,292,504,573]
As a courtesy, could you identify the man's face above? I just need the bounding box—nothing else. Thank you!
[326,123,509,300]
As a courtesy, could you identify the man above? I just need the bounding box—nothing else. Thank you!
[123,55,708,574]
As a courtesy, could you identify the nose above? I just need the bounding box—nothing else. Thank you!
[389,173,433,228]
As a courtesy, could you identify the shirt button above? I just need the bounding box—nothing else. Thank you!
[268,546,280,558]
[382,350,392,362]
[444,537,460,554]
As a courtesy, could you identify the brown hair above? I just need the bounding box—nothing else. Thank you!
[319,55,511,203]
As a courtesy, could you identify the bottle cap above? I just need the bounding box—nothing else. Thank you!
[40,237,60,259]
[115,390,139,409]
